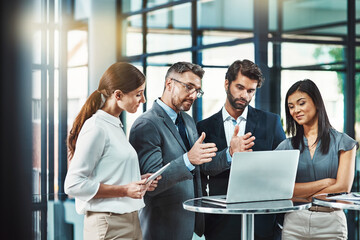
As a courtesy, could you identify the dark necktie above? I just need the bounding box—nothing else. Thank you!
[175,113,191,151]
[176,114,203,235]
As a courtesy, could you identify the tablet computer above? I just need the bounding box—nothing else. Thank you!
[145,163,170,184]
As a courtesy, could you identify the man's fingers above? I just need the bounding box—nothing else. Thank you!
[200,158,212,163]
[200,143,216,149]
[232,125,240,137]
[243,137,255,145]
[241,132,253,139]
[202,147,218,153]
[244,136,255,145]
[197,132,206,144]
[242,144,254,151]
[202,153,216,158]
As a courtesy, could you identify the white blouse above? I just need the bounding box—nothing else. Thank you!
[64,110,144,214]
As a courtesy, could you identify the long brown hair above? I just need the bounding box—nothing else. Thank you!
[67,62,145,160]
[285,79,332,154]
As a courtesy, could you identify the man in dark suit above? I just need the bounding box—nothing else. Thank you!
[129,62,231,240]
[197,59,286,240]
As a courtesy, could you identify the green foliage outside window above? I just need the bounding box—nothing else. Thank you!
[313,47,360,123]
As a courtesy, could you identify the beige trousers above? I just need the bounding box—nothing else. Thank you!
[282,209,347,240]
[84,211,142,240]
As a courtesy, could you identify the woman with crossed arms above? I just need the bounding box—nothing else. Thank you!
[276,79,358,239]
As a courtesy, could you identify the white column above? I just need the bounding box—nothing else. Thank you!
[88,0,117,92]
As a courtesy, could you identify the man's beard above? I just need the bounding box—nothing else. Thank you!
[172,97,193,112]
[227,87,250,110]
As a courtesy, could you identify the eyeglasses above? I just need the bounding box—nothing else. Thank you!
[170,78,204,98]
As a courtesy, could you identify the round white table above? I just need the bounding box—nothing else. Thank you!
[313,193,360,210]
[183,197,311,240]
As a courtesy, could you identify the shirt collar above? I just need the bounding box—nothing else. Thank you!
[96,109,123,128]
[156,98,178,124]
[222,105,248,123]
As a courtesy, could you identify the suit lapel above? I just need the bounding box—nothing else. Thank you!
[215,109,226,141]
[181,111,196,146]
[245,105,259,135]
[153,102,188,152]
[210,109,227,149]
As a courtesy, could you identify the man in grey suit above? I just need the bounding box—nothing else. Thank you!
[129,62,231,240]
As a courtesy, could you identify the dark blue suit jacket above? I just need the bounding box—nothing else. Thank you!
[197,106,286,240]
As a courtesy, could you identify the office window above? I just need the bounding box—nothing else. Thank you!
[282,0,347,32]
[201,67,227,119]
[123,15,143,56]
[281,70,344,133]
[67,30,89,124]
[147,0,185,8]
[121,0,142,13]
[202,31,253,46]
[147,4,192,53]
[201,43,254,66]
[282,43,345,68]
[32,70,42,195]
[198,0,253,30]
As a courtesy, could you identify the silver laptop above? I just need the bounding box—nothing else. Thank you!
[202,150,299,204]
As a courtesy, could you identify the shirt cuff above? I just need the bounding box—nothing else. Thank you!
[226,147,232,163]
[183,153,195,171]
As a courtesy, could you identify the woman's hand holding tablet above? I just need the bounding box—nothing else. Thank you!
[145,163,170,184]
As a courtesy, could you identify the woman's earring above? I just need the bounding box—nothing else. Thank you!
[115,90,122,101]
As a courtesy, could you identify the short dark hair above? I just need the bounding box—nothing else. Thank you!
[285,79,332,154]
[165,62,205,80]
[225,59,264,87]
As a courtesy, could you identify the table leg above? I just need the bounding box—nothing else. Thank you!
[241,214,254,240]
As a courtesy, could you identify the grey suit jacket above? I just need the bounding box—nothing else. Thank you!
[129,101,229,240]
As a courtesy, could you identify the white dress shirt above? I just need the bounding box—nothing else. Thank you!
[222,106,248,147]
[64,110,144,214]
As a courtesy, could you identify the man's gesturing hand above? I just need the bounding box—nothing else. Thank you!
[188,132,217,165]
[229,125,255,156]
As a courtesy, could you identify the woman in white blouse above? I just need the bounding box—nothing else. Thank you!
[64,62,158,240]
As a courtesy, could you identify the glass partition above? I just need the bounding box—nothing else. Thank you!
[202,31,253,46]
[32,70,41,196]
[283,0,347,32]
[281,70,344,132]
[145,66,168,110]
[282,43,345,68]
[147,3,192,53]
[201,43,254,66]
[121,0,142,13]
[198,0,253,30]
[123,15,143,56]
[147,51,192,65]
[201,67,227,119]
[147,0,185,8]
